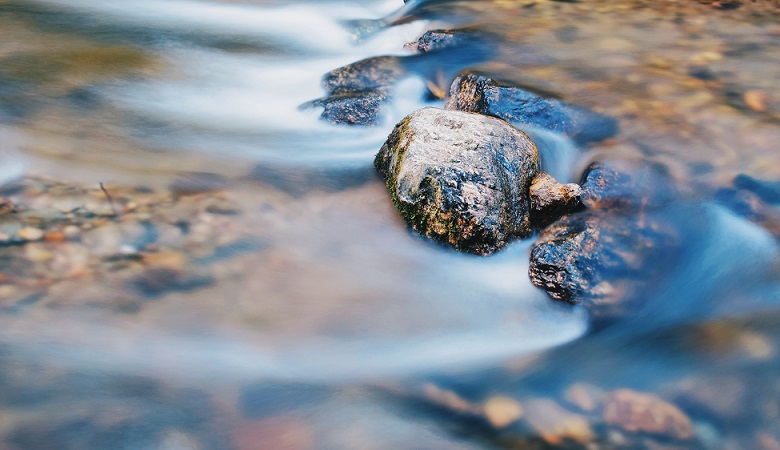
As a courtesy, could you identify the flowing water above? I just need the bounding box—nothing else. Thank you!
[0,0,779,449]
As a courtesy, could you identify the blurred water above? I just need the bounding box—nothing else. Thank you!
[1,0,779,449]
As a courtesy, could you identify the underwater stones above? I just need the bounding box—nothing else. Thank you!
[414,29,486,53]
[579,161,677,210]
[375,107,539,255]
[306,90,388,126]
[528,210,672,319]
[529,172,582,228]
[603,389,695,441]
[322,56,405,96]
[733,173,780,205]
[445,74,619,144]
[310,56,403,127]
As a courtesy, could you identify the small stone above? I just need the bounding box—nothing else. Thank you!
[602,389,695,440]
[0,285,15,299]
[524,398,594,445]
[63,225,81,237]
[421,383,480,416]
[44,231,66,242]
[305,91,388,126]
[169,172,229,197]
[18,227,44,241]
[743,90,767,112]
[483,396,524,428]
[322,56,405,96]
[24,244,54,262]
[579,161,676,211]
[143,251,187,270]
[529,172,582,228]
[564,383,605,413]
[0,198,15,215]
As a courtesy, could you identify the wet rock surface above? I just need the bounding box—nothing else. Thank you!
[304,91,388,126]
[322,56,405,96]
[445,74,619,144]
[528,160,682,316]
[529,172,582,228]
[374,107,539,255]
[413,28,489,54]
[528,210,675,317]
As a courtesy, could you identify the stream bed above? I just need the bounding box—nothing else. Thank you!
[0,0,779,449]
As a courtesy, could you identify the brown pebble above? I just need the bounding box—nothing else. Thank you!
[142,251,187,270]
[45,231,66,242]
[483,396,524,428]
[0,198,15,215]
[564,383,604,413]
[603,389,694,440]
[744,90,767,113]
[18,227,44,241]
[524,398,594,445]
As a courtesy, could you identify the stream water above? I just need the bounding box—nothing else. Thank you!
[0,0,779,449]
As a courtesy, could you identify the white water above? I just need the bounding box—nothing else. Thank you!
[1,0,589,384]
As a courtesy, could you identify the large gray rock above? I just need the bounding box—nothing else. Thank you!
[375,107,539,255]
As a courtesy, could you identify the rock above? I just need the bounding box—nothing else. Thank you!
[248,163,374,197]
[482,396,524,429]
[602,389,695,441]
[18,227,44,241]
[579,161,677,211]
[524,398,594,446]
[169,172,229,197]
[0,198,15,215]
[669,375,747,423]
[304,91,388,126]
[445,74,619,144]
[564,383,605,413]
[415,29,487,53]
[322,56,405,96]
[715,187,780,237]
[529,172,583,228]
[528,210,675,318]
[375,107,539,255]
[733,173,780,204]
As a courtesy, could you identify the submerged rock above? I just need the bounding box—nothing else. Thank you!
[529,159,679,315]
[375,107,539,255]
[733,173,780,205]
[322,56,405,96]
[414,29,488,53]
[528,210,674,319]
[445,74,619,144]
[529,172,582,228]
[715,186,780,237]
[304,91,388,126]
[579,161,676,210]
[603,389,695,441]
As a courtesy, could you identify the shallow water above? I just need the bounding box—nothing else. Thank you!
[1,0,779,448]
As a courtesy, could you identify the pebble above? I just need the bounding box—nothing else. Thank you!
[524,398,594,445]
[0,285,15,298]
[564,383,604,413]
[483,396,524,428]
[24,244,54,262]
[602,389,695,440]
[17,227,44,241]
[744,90,767,113]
